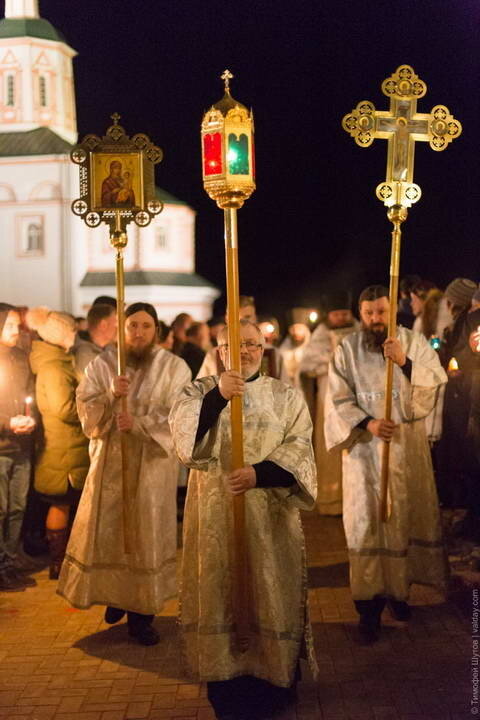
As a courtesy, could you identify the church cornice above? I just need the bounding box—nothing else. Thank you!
[80,271,217,289]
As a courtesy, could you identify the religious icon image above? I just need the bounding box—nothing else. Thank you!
[93,153,142,210]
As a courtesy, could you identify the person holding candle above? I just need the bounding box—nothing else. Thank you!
[0,303,37,592]
[27,308,90,580]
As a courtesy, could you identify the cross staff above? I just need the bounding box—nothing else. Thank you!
[342,65,461,522]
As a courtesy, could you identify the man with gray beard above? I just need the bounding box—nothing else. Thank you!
[325,285,448,643]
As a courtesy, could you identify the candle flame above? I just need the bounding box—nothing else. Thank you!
[448,357,459,372]
[25,396,33,404]
[309,311,318,323]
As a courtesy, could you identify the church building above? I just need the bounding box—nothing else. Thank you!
[0,0,219,321]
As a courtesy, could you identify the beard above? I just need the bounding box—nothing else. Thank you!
[362,323,387,352]
[126,339,155,366]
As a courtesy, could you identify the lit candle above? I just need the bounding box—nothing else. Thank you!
[24,396,33,417]
[448,357,459,372]
[309,310,318,323]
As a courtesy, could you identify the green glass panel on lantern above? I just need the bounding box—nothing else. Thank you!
[227,133,249,175]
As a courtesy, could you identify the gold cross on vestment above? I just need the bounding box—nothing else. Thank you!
[342,65,462,207]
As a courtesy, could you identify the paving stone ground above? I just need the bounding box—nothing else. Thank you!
[0,514,473,720]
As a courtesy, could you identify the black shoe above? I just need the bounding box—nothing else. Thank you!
[387,599,411,621]
[358,619,380,644]
[0,568,26,592]
[128,624,160,646]
[6,568,37,588]
[104,606,126,624]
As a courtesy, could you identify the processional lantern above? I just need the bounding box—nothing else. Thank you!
[342,65,462,522]
[201,70,255,652]
[70,115,164,553]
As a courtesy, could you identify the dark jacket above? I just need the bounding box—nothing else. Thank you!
[0,344,35,457]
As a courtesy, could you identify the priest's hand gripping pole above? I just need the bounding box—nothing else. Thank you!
[201,70,256,652]
[342,65,461,522]
[69,113,164,554]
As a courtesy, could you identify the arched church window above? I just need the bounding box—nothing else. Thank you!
[39,76,47,107]
[155,225,168,250]
[27,223,43,252]
[6,74,15,106]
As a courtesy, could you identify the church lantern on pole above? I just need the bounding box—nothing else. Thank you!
[70,114,164,554]
[201,70,255,653]
[201,69,255,210]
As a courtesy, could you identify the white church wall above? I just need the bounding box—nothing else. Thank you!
[139,204,195,273]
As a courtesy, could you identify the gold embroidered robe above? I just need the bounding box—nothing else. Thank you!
[169,376,317,687]
[57,347,191,614]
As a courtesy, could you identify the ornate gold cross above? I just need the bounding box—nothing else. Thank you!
[221,68,233,91]
[342,65,462,207]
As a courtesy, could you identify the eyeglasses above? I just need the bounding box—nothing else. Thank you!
[219,341,263,351]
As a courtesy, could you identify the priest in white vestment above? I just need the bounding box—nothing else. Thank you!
[169,320,317,719]
[325,285,448,643]
[300,293,359,515]
[58,303,191,645]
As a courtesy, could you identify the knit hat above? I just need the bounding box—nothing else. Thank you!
[322,291,352,313]
[26,307,76,348]
[444,278,477,309]
[0,302,15,336]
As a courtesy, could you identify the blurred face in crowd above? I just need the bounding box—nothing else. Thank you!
[219,323,264,379]
[197,323,211,350]
[101,312,118,345]
[0,311,20,347]
[410,292,424,317]
[360,296,389,351]
[159,328,174,351]
[125,311,157,358]
[289,323,308,344]
[174,314,193,343]
[239,304,257,323]
[327,309,353,328]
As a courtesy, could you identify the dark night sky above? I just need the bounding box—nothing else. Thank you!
[40,0,479,321]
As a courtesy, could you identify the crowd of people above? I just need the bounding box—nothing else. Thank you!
[0,276,479,719]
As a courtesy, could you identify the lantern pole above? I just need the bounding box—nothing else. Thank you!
[201,70,256,652]
[342,65,462,522]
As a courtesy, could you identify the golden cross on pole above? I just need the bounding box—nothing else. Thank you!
[342,64,462,522]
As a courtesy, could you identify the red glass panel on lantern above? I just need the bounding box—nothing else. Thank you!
[203,133,222,176]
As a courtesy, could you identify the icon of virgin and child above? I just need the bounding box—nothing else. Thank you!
[101,159,136,207]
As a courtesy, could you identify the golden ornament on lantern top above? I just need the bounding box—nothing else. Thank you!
[201,69,255,209]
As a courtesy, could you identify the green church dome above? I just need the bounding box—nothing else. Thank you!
[0,17,67,43]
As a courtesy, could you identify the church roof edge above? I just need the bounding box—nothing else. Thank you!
[0,17,68,44]
[0,126,72,156]
[155,186,190,207]
[80,271,217,289]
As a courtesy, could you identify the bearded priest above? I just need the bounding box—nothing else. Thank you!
[58,303,191,645]
[325,285,448,644]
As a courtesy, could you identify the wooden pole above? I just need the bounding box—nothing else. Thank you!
[380,204,407,522]
[224,207,249,652]
[111,212,134,554]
